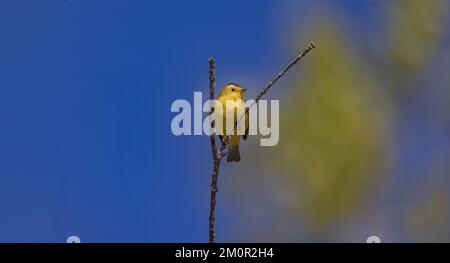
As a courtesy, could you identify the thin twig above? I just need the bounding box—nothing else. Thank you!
[208,58,217,161]
[253,42,316,107]
[207,42,316,242]
[208,57,220,243]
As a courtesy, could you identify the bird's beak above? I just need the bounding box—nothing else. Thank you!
[241,88,247,93]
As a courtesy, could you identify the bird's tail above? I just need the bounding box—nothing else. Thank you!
[227,144,241,162]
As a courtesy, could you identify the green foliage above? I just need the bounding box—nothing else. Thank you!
[389,0,448,74]
[228,1,450,241]
[279,26,391,232]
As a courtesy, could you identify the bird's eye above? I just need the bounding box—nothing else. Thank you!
[231,88,235,92]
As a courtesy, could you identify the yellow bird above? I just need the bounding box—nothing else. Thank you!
[214,83,249,162]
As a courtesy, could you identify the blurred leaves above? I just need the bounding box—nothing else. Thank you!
[389,0,448,75]
[228,0,450,241]
[405,186,450,242]
[403,156,450,242]
[279,25,390,233]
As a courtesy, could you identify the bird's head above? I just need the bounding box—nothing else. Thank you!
[219,83,247,100]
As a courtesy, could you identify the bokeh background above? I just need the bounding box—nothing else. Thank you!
[0,0,449,242]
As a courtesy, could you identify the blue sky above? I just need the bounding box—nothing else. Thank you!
[0,0,287,242]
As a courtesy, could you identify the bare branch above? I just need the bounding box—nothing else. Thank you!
[207,42,316,242]
[253,42,316,105]
[208,57,220,243]
[208,58,218,161]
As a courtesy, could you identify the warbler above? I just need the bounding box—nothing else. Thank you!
[214,83,249,162]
